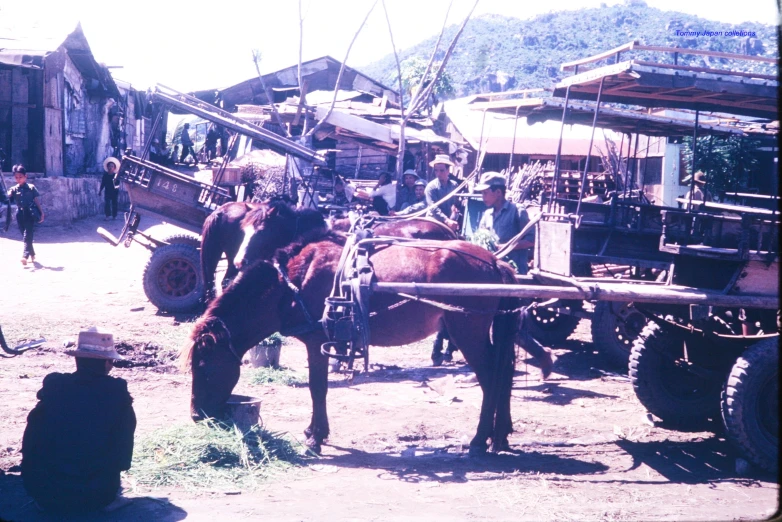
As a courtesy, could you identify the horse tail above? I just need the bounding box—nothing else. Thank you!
[201,208,224,300]
[488,263,520,450]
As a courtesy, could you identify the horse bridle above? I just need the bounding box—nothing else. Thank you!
[207,317,243,364]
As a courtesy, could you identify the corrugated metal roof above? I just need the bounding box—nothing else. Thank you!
[444,98,621,156]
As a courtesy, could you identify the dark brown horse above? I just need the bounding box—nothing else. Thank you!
[200,201,260,300]
[182,234,519,455]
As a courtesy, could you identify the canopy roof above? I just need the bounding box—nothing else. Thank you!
[551,42,778,119]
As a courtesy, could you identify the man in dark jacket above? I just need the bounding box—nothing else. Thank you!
[99,157,121,220]
[22,327,136,514]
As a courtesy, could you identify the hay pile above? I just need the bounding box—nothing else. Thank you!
[125,420,305,492]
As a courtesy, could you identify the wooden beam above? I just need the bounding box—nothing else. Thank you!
[634,60,777,81]
[316,107,394,144]
[561,41,639,70]
[634,44,778,64]
[371,281,779,308]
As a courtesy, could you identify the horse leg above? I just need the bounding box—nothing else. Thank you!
[304,340,330,454]
[442,312,496,455]
[431,325,446,366]
[488,300,519,452]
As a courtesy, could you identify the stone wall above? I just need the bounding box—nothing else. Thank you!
[1,175,129,227]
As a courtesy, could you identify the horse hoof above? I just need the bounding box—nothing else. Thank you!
[305,438,322,456]
[490,440,511,453]
[468,444,488,457]
[431,353,444,366]
[304,427,313,439]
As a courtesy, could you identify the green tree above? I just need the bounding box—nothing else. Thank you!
[399,57,455,104]
[682,135,762,196]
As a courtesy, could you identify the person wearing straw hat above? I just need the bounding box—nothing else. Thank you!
[99,157,121,220]
[475,171,534,275]
[425,154,460,231]
[22,327,136,514]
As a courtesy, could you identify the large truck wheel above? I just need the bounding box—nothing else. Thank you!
[526,299,582,346]
[592,302,648,369]
[722,338,778,473]
[163,234,201,249]
[629,321,722,431]
[143,244,204,313]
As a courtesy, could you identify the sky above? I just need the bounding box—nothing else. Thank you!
[0,0,778,93]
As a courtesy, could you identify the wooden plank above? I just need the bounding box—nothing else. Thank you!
[561,41,638,70]
[371,281,779,308]
[44,107,63,176]
[315,107,394,144]
[633,60,776,81]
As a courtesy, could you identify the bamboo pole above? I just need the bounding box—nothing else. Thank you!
[371,282,779,309]
[251,50,291,137]
[381,0,406,180]
[307,0,379,138]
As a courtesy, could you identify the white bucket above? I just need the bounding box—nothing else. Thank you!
[297,188,318,209]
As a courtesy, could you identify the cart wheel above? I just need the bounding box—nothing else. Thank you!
[592,302,648,369]
[526,299,582,346]
[721,338,778,473]
[143,244,204,313]
[629,321,722,431]
[163,234,201,249]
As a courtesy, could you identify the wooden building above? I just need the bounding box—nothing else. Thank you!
[0,24,149,176]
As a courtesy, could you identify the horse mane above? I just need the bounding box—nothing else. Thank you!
[179,260,283,371]
[273,231,346,270]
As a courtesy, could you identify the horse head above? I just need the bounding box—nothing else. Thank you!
[182,261,286,421]
[235,199,328,269]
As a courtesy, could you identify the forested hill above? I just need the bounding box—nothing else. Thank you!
[358,2,778,98]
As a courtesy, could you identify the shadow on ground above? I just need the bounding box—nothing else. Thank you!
[0,473,187,522]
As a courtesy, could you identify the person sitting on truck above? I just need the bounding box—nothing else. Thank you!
[394,170,420,211]
[355,172,396,215]
[22,327,136,514]
[391,179,427,216]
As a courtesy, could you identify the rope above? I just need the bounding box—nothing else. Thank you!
[396,292,531,316]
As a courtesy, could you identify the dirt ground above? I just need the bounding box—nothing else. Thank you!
[0,215,778,522]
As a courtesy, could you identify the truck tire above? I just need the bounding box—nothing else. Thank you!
[527,299,582,346]
[629,321,722,431]
[721,338,778,473]
[143,244,204,313]
[592,302,648,369]
[162,234,201,249]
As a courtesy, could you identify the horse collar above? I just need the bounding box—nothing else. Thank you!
[212,316,243,364]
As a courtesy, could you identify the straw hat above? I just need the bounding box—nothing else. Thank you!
[428,154,454,167]
[65,327,124,360]
[402,169,419,181]
[474,171,507,191]
[694,171,707,185]
[413,179,426,187]
[103,157,121,172]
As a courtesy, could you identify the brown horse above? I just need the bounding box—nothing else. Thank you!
[182,234,519,456]
[233,200,457,270]
[200,196,320,300]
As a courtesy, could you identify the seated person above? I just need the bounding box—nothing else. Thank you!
[394,170,420,211]
[355,172,396,215]
[682,171,708,209]
[331,175,356,207]
[391,179,427,216]
[22,327,136,514]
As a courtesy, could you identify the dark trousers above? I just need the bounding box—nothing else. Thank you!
[17,213,35,259]
[180,145,196,163]
[372,196,390,216]
[104,192,119,218]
